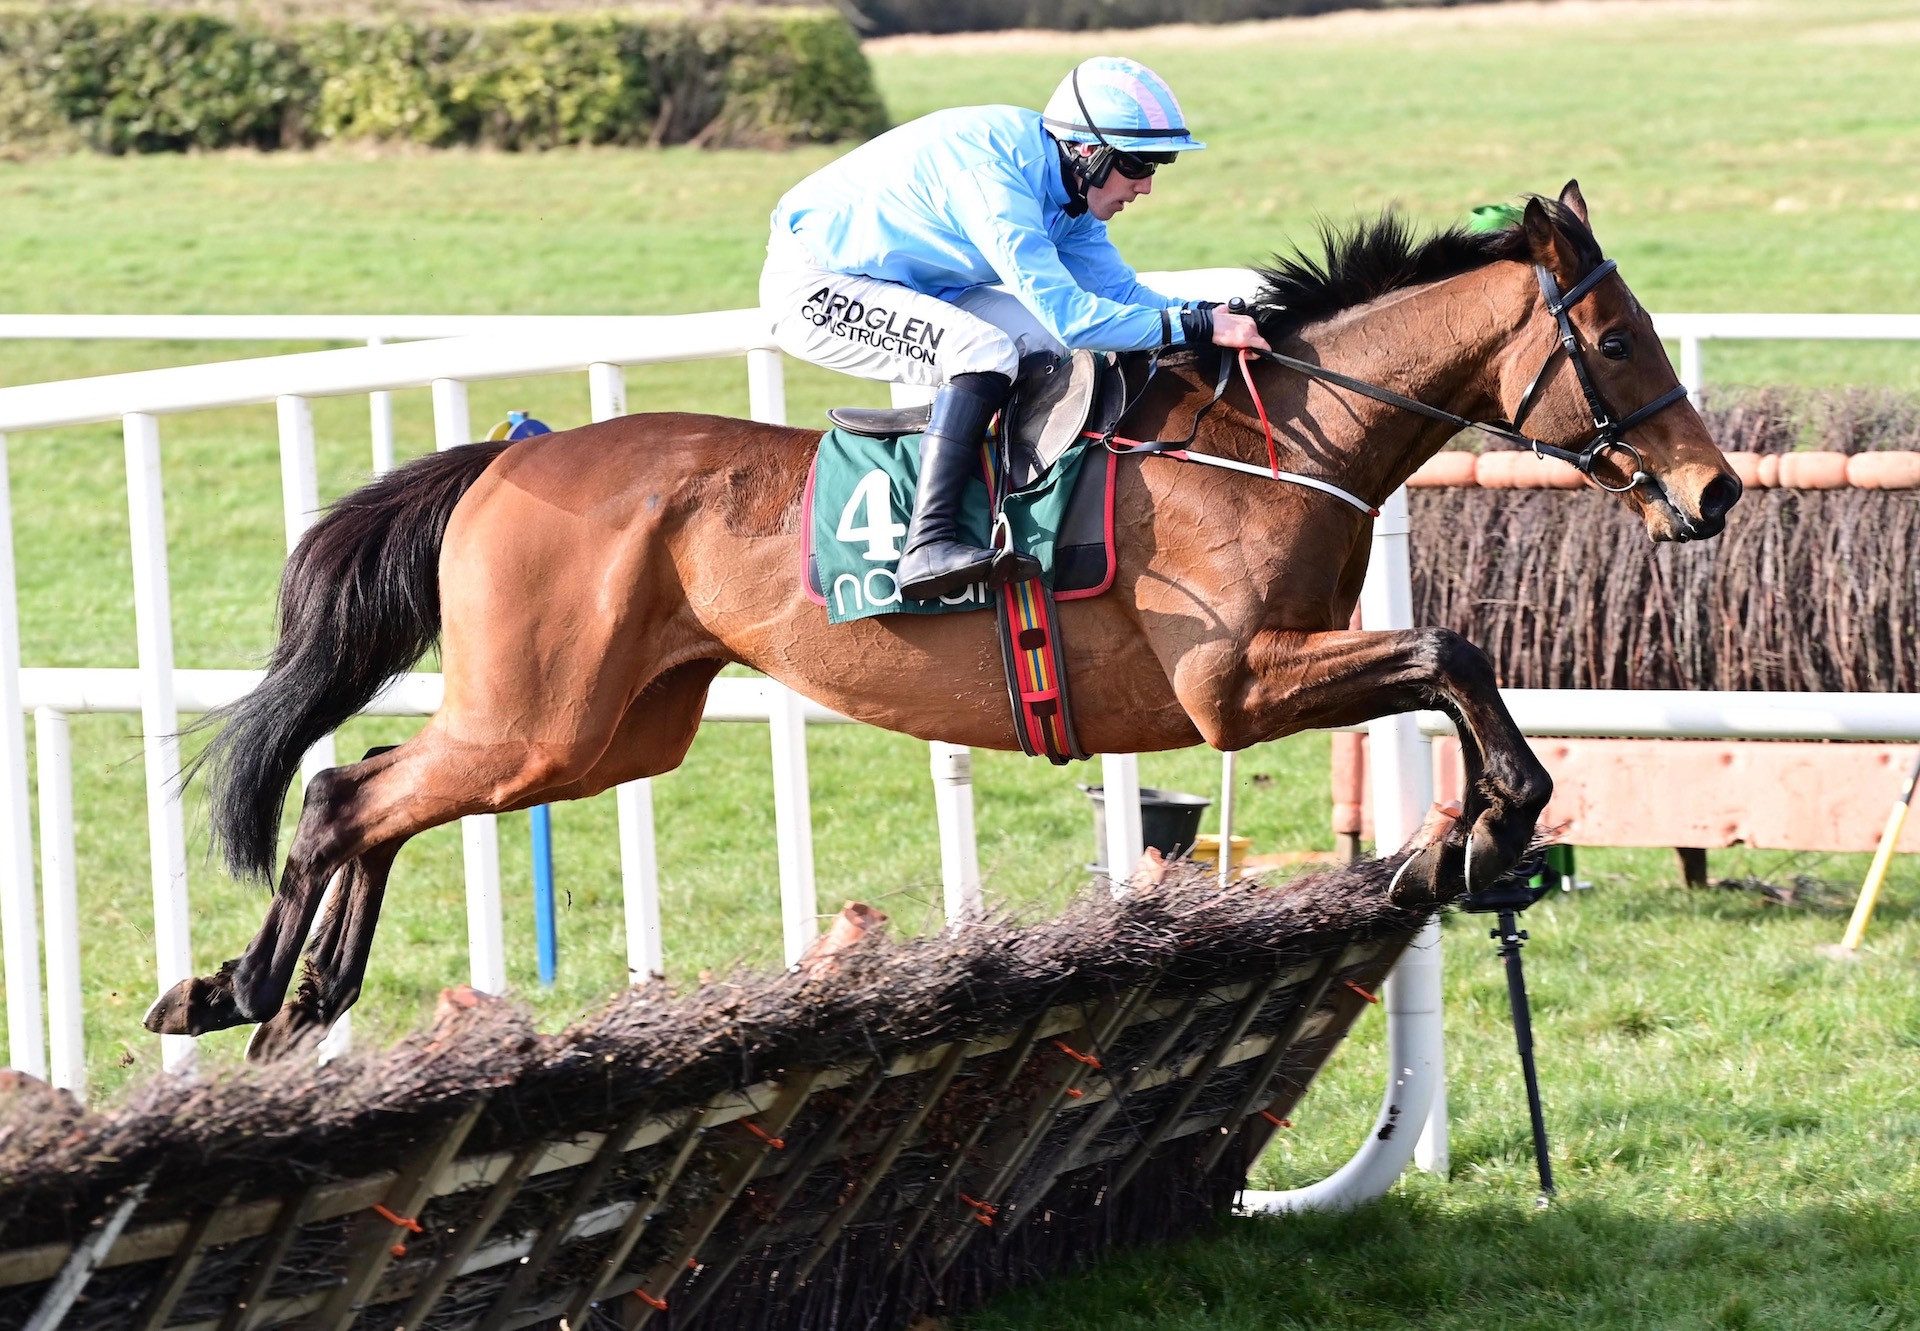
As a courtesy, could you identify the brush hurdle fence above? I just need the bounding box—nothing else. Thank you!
[0,862,1427,1331]
[4,283,1920,1303]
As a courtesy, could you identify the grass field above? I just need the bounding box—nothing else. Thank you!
[2,0,1919,1325]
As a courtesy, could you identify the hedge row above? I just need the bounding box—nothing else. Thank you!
[834,0,1494,37]
[0,6,887,153]
[1411,388,1920,694]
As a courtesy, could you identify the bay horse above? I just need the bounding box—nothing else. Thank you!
[151,183,1741,1059]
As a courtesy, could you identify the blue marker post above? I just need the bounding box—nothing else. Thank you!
[489,411,561,987]
[531,805,558,988]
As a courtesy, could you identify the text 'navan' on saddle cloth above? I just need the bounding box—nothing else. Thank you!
[804,426,1117,625]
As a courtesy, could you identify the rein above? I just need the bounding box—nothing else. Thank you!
[1090,347,1381,518]
[1092,258,1692,514]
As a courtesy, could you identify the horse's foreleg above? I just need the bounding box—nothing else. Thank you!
[1214,626,1551,899]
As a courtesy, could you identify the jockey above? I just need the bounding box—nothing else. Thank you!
[762,56,1271,601]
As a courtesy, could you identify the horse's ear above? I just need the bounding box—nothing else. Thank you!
[1558,179,1590,225]
[1522,197,1582,283]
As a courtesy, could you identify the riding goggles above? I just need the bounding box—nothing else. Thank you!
[1111,149,1178,180]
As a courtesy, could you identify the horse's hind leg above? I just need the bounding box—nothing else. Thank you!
[149,733,571,1038]
[144,744,415,1038]
[236,662,723,1058]
[243,837,403,1062]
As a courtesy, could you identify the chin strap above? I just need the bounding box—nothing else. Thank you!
[1054,137,1091,217]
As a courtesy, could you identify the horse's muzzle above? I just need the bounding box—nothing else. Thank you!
[1652,469,1741,542]
[1681,471,1743,540]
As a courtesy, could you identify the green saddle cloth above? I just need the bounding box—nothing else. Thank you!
[807,426,1095,625]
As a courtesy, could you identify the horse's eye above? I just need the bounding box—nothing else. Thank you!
[1599,331,1631,360]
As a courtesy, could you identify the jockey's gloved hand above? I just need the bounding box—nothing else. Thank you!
[1210,307,1272,352]
[1179,301,1271,352]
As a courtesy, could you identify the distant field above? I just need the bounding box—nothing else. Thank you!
[0,5,1917,1326]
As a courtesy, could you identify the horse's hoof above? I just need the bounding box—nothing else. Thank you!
[143,977,204,1036]
[1389,842,1450,907]
[144,971,248,1037]
[1462,814,1519,897]
[1385,801,1466,907]
[246,1004,327,1063]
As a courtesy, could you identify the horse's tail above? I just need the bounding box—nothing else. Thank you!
[190,441,510,884]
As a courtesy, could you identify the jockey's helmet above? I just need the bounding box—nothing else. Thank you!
[1041,57,1207,162]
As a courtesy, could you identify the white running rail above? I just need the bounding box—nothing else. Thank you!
[10,306,1919,409]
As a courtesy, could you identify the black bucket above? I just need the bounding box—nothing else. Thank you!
[1080,785,1213,873]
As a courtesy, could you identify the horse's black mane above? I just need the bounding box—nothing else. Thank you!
[1253,199,1602,343]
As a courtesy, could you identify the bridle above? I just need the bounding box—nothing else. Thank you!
[1100,256,1693,511]
[1246,258,1692,495]
[1494,259,1692,492]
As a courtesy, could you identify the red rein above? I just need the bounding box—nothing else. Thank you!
[1237,347,1281,480]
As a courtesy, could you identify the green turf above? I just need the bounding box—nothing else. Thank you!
[1,1,1919,1325]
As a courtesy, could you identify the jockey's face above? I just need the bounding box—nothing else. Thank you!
[1079,146,1155,222]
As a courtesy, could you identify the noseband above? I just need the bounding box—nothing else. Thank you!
[1497,259,1692,493]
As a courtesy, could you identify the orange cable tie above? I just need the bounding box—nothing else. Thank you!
[371,1204,423,1234]
[958,1193,998,1226]
[1052,1039,1102,1069]
[1344,979,1379,1004]
[741,1120,786,1150]
[1064,1086,1084,1099]
[633,1288,669,1312]
[1260,1111,1293,1129]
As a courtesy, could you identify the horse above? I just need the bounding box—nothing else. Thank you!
[147,182,1742,1059]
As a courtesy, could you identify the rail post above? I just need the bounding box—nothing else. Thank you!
[367,337,396,475]
[587,362,666,986]
[124,412,195,1070]
[35,707,82,1098]
[1243,484,1445,1212]
[1101,754,1144,893]
[433,379,506,994]
[0,429,46,1078]
[930,742,982,921]
[748,350,819,964]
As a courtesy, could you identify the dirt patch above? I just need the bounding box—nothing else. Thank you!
[864,0,1761,54]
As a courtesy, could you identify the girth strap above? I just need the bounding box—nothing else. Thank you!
[995,574,1086,764]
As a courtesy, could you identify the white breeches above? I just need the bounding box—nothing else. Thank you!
[760,229,1065,387]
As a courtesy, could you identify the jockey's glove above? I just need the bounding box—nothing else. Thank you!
[1178,301,1221,347]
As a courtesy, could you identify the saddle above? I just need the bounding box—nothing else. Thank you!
[827,349,1128,492]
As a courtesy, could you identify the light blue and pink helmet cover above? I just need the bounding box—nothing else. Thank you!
[1041,57,1206,154]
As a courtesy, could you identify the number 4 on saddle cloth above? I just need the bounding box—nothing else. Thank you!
[803,351,1126,763]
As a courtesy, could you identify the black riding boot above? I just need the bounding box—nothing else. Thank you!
[897,372,1041,600]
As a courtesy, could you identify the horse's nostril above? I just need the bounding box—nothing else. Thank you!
[1699,472,1743,523]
